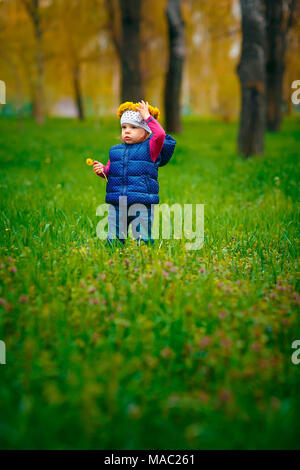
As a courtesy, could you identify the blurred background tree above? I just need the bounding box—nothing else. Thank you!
[47,0,105,121]
[0,0,240,120]
[265,0,299,131]
[119,0,143,102]
[0,0,299,154]
[20,0,47,125]
[164,0,185,133]
[237,0,266,157]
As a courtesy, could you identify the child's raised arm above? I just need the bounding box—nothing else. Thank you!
[136,100,166,163]
[145,116,166,163]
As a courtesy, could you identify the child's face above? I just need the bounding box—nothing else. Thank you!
[121,123,149,144]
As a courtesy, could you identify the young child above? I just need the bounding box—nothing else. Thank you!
[93,100,176,248]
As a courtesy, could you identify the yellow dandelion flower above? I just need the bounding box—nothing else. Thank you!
[117,101,160,120]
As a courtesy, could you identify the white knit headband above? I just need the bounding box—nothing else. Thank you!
[120,110,152,134]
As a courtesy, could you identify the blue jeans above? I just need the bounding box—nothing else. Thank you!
[105,203,155,248]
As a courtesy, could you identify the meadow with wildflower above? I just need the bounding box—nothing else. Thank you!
[0,116,299,449]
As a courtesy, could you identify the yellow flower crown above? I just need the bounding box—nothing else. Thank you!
[117,101,160,120]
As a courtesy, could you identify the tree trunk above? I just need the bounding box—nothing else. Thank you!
[73,64,85,120]
[237,0,266,157]
[119,0,143,102]
[265,0,297,131]
[164,0,185,133]
[22,0,46,125]
[33,30,45,125]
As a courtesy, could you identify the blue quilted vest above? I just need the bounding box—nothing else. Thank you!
[105,134,176,206]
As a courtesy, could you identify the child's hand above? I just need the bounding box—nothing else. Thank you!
[93,161,105,175]
[136,100,151,121]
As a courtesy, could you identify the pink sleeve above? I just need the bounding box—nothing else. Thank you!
[145,116,166,163]
[98,159,110,179]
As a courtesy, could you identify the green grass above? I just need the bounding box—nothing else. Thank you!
[0,115,299,449]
